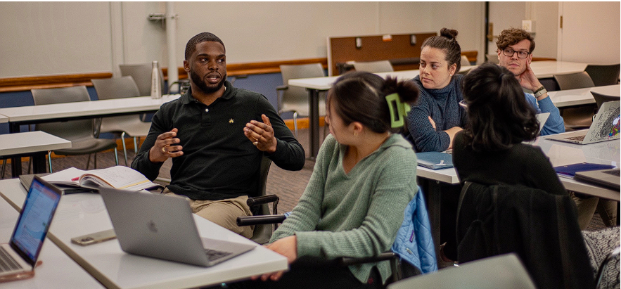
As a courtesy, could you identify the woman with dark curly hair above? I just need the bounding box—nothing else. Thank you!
[453,63,567,197]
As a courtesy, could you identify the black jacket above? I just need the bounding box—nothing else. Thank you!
[456,182,595,289]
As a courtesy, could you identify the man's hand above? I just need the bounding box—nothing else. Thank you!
[517,60,544,94]
[244,114,278,153]
[251,236,298,282]
[149,128,183,163]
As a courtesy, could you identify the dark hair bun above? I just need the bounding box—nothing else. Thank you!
[440,28,458,40]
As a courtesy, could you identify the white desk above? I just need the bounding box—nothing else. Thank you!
[418,137,619,263]
[0,131,72,177]
[528,61,588,78]
[288,67,475,158]
[548,84,620,108]
[0,94,180,177]
[0,179,288,289]
[0,193,103,289]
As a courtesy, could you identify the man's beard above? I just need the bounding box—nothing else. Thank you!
[190,70,227,94]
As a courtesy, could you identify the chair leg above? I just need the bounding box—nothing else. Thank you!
[86,154,92,170]
[48,151,53,173]
[293,112,299,138]
[114,148,119,165]
[121,132,128,166]
[134,136,140,154]
[94,153,97,169]
[27,157,32,174]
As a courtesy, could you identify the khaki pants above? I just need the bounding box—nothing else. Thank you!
[570,192,618,229]
[163,189,254,238]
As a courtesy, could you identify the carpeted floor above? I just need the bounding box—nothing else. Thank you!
[1,128,608,230]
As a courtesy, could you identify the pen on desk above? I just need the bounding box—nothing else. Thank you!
[71,177,80,182]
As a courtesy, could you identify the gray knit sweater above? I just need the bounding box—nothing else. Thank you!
[270,133,418,284]
[404,74,467,152]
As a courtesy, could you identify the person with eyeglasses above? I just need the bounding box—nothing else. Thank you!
[496,28,565,136]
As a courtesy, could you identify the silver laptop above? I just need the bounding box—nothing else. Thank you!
[99,188,255,267]
[574,168,620,190]
[0,176,62,278]
[545,100,620,144]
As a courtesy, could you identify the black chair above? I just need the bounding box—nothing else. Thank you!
[31,86,119,172]
[554,71,597,130]
[585,64,620,87]
[591,91,619,111]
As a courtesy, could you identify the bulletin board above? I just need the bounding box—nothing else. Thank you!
[327,32,437,76]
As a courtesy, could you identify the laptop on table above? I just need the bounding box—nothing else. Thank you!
[545,100,620,144]
[574,168,620,191]
[0,176,62,280]
[99,188,255,267]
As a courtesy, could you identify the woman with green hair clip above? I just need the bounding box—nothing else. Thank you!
[236,71,420,288]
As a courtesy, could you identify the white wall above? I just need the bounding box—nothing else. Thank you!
[558,1,620,64]
[0,2,617,79]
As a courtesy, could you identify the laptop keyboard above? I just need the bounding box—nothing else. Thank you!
[568,135,586,141]
[604,169,620,176]
[0,247,23,272]
[204,249,232,261]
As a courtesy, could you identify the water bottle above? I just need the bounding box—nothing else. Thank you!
[151,61,162,99]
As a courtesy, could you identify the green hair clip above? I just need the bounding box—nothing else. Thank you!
[385,93,411,128]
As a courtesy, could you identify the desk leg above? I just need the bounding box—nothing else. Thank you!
[8,122,22,177]
[32,153,48,174]
[308,88,320,160]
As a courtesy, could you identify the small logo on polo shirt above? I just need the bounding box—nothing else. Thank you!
[229,118,234,124]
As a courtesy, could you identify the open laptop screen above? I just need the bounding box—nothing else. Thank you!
[10,177,61,265]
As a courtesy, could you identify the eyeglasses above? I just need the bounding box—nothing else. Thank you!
[502,48,530,59]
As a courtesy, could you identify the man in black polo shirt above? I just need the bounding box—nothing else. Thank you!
[132,32,305,238]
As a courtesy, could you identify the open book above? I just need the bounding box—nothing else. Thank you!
[41,166,161,191]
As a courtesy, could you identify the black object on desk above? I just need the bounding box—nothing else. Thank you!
[19,174,98,195]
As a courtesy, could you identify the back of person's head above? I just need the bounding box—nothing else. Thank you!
[461,63,539,151]
[327,71,419,133]
[496,28,535,53]
[185,32,225,60]
[421,28,462,73]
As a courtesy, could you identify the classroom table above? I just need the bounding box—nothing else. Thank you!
[0,193,104,289]
[547,84,620,108]
[289,61,588,158]
[0,94,180,177]
[418,136,620,265]
[0,131,72,177]
[0,179,288,289]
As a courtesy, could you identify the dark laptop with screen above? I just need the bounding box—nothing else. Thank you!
[0,176,62,279]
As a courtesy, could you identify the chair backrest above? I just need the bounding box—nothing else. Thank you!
[388,254,536,289]
[352,60,394,73]
[91,76,141,100]
[585,64,620,87]
[554,71,595,90]
[119,63,165,96]
[31,86,94,140]
[249,156,274,244]
[591,91,619,110]
[486,53,499,64]
[278,63,325,115]
[460,55,471,67]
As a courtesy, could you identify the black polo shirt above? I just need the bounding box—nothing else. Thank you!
[132,81,305,200]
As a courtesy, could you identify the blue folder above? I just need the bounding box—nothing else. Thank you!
[554,162,616,178]
[415,152,454,170]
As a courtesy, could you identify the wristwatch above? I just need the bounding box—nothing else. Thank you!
[534,85,547,99]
